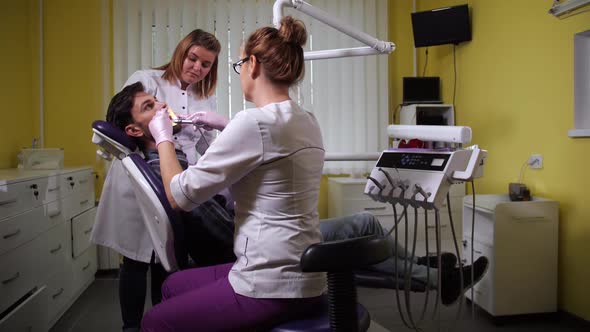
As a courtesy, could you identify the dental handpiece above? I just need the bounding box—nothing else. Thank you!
[172,119,194,125]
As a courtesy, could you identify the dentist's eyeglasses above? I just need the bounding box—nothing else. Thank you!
[232,57,249,75]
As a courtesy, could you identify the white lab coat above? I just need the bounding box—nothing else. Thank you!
[91,70,217,263]
[170,100,327,298]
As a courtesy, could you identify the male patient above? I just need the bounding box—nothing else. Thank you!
[107,82,488,308]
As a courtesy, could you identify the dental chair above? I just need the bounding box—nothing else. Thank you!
[92,120,183,271]
[91,120,405,331]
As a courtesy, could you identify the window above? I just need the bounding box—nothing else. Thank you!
[113,0,389,173]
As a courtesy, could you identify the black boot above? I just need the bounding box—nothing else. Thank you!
[417,252,457,269]
[441,256,489,306]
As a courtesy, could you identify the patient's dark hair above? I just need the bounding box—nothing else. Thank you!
[106,82,145,130]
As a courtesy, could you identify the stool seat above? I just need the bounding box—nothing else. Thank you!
[270,297,370,332]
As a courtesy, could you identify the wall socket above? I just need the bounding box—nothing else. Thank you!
[528,154,543,169]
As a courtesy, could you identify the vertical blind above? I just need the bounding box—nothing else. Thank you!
[113,0,389,174]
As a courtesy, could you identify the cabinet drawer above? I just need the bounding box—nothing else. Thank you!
[0,238,40,314]
[463,206,494,246]
[72,208,96,258]
[0,201,63,256]
[37,222,69,276]
[72,245,97,294]
[63,190,95,221]
[0,285,47,332]
[0,176,57,221]
[60,170,94,198]
[0,207,44,256]
[45,269,73,326]
[462,236,494,264]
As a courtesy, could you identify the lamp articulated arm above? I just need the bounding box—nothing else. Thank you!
[272,0,396,61]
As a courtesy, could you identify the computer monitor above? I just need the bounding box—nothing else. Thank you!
[402,77,442,105]
[411,4,472,48]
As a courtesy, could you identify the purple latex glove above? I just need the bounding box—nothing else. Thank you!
[149,109,174,146]
[186,111,229,131]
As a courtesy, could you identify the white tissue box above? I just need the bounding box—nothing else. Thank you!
[18,148,64,170]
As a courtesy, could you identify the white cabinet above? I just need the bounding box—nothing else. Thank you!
[0,167,97,331]
[462,194,559,316]
[328,177,464,256]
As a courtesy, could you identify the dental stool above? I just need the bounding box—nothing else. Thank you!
[271,235,390,332]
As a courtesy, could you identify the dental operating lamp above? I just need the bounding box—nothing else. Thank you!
[548,0,590,17]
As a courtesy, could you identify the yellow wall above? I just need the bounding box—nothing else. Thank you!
[1,0,109,189]
[0,1,39,168]
[43,0,108,172]
[390,0,590,320]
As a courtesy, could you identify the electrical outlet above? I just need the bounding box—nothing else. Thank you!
[529,154,543,169]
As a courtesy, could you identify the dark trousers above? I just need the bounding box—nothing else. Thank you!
[119,255,168,330]
[119,201,236,330]
[182,198,236,267]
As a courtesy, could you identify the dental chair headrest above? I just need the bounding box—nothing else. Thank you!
[92,120,138,159]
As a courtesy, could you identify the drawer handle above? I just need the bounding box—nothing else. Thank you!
[52,287,64,299]
[474,250,483,254]
[0,198,17,206]
[49,211,61,218]
[84,227,93,235]
[3,229,21,239]
[2,272,20,284]
[79,179,89,184]
[427,224,448,229]
[48,186,60,192]
[364,206,386,211]
[513,216,546,221]
[50,244,63,254]
[82,262,91,271]
[80,199,89,205]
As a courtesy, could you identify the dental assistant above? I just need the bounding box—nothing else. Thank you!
[142,16,326,331]
[91,29,222,332]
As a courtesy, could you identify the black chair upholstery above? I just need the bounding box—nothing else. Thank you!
[271,235,390,332]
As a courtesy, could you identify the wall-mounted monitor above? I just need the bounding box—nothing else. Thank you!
[411,4,472,48]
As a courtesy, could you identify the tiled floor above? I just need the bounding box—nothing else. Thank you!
[50,273,588,332]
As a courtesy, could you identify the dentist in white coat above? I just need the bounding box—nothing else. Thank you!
[91,29,225,332]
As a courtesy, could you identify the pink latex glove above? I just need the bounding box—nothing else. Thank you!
[186,111,229,131]
[149,109,174,146]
